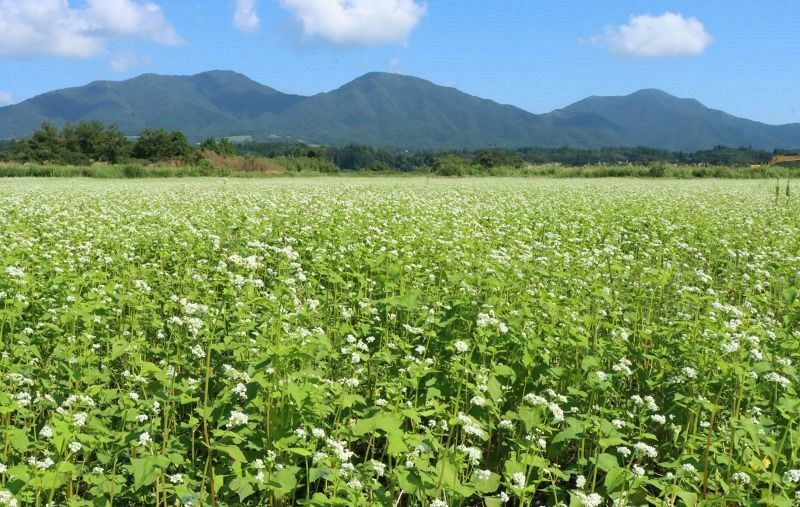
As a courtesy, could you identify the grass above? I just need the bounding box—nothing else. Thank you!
[0,178,798,506]
[1,161,798,179]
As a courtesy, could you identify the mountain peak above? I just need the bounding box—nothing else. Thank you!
[629,88,674,98]
[0,70,798,150]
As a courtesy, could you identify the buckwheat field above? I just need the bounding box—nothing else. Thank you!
[0,178,798,507]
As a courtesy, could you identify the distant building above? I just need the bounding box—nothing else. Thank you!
[224,135,253,143]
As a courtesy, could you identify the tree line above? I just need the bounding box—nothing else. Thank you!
[1,121,796,170]
[0,122,198,165]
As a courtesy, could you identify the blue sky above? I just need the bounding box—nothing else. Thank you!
[0,0,798,124]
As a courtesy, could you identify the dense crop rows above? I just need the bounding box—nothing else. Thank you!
[0,178,798,506]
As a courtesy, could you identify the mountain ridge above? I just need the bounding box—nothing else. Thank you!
[1,70,798,151]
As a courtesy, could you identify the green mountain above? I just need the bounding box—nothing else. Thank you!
[1,70,798,150]
[0,70,305,140]
[545,89,800,151]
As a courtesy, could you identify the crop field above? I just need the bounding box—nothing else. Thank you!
[0,178,799,506]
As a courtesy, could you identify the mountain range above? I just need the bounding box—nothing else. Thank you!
[1,70,798,151]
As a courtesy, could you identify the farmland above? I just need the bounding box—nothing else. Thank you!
[0,178,798,506]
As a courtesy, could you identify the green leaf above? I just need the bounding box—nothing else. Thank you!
[552,421,585,444]
[268,466,299,497]
[604,467,627,492]
[215,444,246,463]
[594,453,618,471]
[472,471,501,493]
[229,476,255,502]
[9,430,29,452]
[130,456,159,491]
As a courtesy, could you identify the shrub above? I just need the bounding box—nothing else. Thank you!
[122,163,145,178]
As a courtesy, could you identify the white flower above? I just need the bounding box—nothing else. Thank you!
[5,266,25,278]
[499,491,510,502]
[512,471,526,488]
[39,425,53,439]
[16,393,31,407]
[0,463,5,474]
[721,340,740,354]
[92,466,104,475]
[457,413,485,438]
[74,412,88,427]
[190,345,205,359]
[226,411,249,428]
[471,395,486,407]
[0,489,16,507]
[312,428,326,438]
[732,471,750,485]
[596,371,608,382]
[498,419,514,430]
[372,460,386,477]
[548,402,565,422]
[429,500,448,507]
[764,372,791,388]
[129,392,139,401]
[681,463,697,473]
[784,469,800,483]
[232,382,248,399]
[68,441,82,453]
[136,413,149,423]
[457,444,482,465]
[168,473,184,484]
[632,464,646,478]
[616,446,631,457]
[453,340,469,353]
[346,478,362,490]
[575,474,586,489]
[612,419,626,429]
[524,393,547,406]
[475,469,492,481]
[575,492,603,507]
[37,457,54,469]
[138,432,152,446]
[633,442,658,459]
[651,414,666,425]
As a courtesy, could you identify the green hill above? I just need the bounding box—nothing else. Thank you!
[0,70,798,150]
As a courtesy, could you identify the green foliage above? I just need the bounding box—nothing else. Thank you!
[647,163,667,178]
[0,121,132,165]
[0,179,799,506]
[132,129,191,162]
[199,138,237,157]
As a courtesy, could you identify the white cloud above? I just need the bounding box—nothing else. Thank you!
[109,49,154,72]
[233,0,261,33]
[279,0,427,46]
[589,12,712,58]
[0,91,13,106]
[0,0,182,59]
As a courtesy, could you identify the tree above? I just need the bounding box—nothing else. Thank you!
[217,139,236,157]
[132,129,192,162]
[99,126,132,163]
[27,122,63,163]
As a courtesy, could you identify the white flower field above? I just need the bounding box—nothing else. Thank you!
[0,178,798,506]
